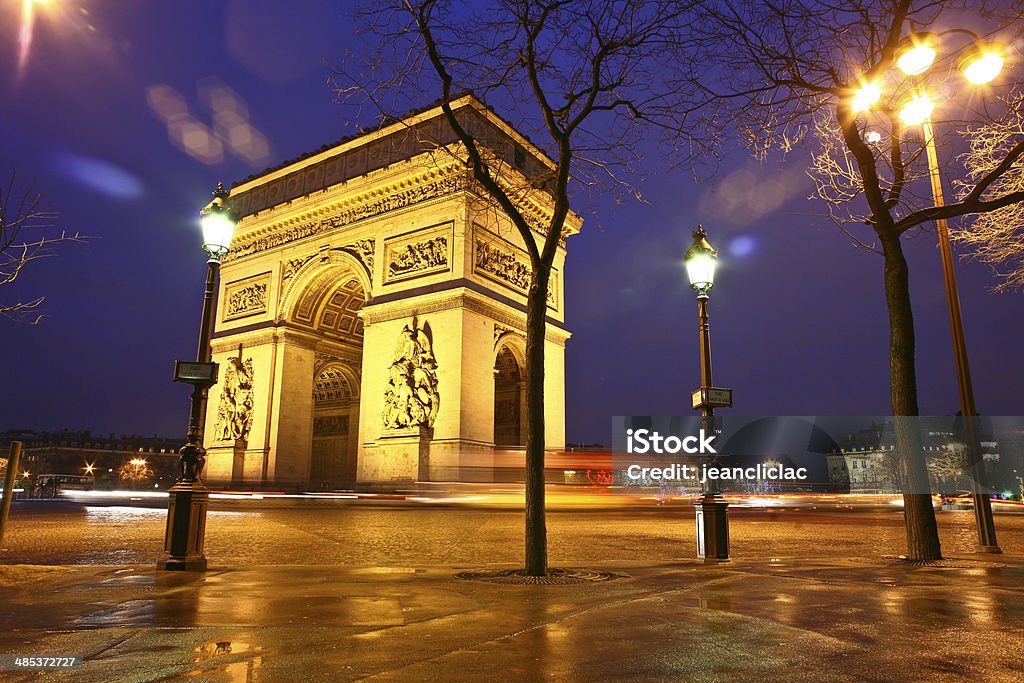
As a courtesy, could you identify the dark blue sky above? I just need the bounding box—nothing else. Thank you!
[0,0,1021,444]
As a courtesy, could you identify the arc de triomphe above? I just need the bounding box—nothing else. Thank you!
[202,95,581,489]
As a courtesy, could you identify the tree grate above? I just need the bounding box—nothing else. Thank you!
[454,567,624,585]
[880,556,1007,569]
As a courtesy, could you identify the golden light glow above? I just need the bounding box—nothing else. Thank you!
[18,0,38,78]
[83,463,95,475]
[897,43,936,76]
[960,45,1004,84]
[851,82,881,112]
[899,94,934,125]
[129,458,148,467]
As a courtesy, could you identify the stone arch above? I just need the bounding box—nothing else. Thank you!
[205,99,576,489]
[278,249,371,326]
[310,359,362,489]
[313,361,360,402]
[279,254,370,490]
[493,335,527,448]
[493,331,526,368]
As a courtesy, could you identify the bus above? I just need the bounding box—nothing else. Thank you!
[34,474,96,494]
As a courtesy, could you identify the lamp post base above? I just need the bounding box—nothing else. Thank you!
[695,493,730,563]
[158,480,210,571]
[976,545,1003,554]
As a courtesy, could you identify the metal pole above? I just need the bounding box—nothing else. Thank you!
[921,115,1000,552]
[158,258,219,571]
[0,441,24,545]
[698,295,717,490]
[694,291,729,562]
[184,258,219,475]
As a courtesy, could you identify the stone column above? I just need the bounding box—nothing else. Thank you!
[263,335,316,489]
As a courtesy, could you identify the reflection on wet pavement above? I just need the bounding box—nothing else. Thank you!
[2,508,1024,681]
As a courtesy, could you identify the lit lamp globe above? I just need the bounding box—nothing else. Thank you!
[199,183,238,259]
[899,93,934,126]
[960,43,1005,84]
[896,33,937,75]
[684,225,718,296]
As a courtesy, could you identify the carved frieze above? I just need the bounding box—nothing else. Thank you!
[388,236,448,279]
[473,231,557,309]
[342,238,375,273]
[494,323,522,340]
[314,352,340,368]
[223,173,468,263]
[475,239,530,290]
[214,356,255,443]
[313,415,349,436]
[384,224,452,283]
[224,274,271,321]
[282,255,315,284]
[382,320,440,430]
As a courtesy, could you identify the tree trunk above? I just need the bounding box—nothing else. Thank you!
[880,230,942,561]
[524,264,550,576]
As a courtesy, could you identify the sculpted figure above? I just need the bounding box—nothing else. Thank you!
[382,320,440,429]
[214,356,256,442]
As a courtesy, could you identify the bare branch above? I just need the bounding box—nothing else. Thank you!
[0,174,86,324]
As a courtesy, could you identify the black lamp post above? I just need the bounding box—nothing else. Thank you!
[684,225,730,563]
[894,33,1002,554]
[158,183,237,571]
[852,32,1005,552]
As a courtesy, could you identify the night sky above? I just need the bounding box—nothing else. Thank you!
[1,1,1021,446]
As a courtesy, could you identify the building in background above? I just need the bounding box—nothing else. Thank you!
[1,429,180,491]
[825,418,1001,494]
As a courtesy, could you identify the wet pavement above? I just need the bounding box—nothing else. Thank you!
[1,505,1023,681]
[3,502,1022,566]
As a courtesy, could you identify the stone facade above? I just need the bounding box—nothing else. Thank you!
[202,95,581,489]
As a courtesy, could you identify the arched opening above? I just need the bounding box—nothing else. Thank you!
[494,345,525,447]
[311,361,360,488]
[290,267,367,489]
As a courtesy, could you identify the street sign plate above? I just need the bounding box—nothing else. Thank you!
[706,387,732,407]
[173,361,219,384]
[692,387,733,409]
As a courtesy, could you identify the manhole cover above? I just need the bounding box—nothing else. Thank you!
[454,567,624,585]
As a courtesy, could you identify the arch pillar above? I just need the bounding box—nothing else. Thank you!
[205,330,317,489]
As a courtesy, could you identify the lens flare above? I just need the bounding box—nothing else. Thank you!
[851,83,881,112]
[899,95,934,126]
[17,0,37,80]
[16,0,52,81]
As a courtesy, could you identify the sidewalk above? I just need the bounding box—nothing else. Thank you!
[1,553,1022,682]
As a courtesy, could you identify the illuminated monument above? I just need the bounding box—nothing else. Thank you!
[202,95,581,488]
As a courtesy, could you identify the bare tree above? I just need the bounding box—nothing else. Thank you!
[1,175,82,324]
[118,458,155,490]
[953,89,1024,291]
[674,1,1024,560]
[338,0,693,575]
[927,444,968,494]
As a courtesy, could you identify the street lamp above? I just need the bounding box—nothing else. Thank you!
[158,182,237,571]
[684,225,731,563]
[854,31,1005,553]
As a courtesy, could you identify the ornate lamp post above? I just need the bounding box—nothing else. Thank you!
[158,183,237,571]
[854,32,1005,553]
[684,225,731,563]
